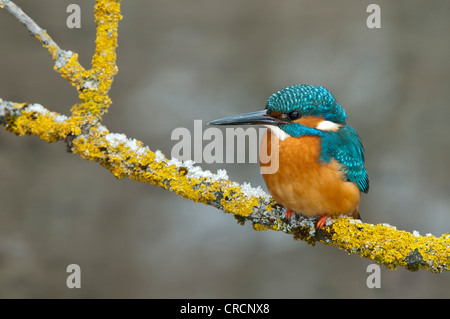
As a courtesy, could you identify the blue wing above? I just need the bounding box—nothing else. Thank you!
[320,125,369,193]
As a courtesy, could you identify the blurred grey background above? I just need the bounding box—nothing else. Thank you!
[1,0,449,298]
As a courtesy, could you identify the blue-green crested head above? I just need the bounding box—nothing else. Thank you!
[266,85,347,124]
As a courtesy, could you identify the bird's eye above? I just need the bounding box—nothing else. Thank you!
[288,111,300,120]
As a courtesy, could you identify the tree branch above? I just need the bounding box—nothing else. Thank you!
[1,0,449,273]
[0,0,86,88]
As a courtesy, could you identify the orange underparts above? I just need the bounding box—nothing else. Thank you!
[260,117,361,223]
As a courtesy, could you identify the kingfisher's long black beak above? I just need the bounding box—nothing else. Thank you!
[207,110,286,126]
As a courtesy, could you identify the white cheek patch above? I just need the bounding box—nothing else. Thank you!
[264,125,291,141]
[316,120,341,131]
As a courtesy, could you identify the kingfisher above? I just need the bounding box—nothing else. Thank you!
[208,85,369,228]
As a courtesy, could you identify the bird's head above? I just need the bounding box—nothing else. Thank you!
[208,85,347,139]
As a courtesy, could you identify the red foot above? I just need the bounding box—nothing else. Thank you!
[316,214,330,229]
[285,209,293,221]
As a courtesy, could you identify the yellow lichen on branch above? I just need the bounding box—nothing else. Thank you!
[70,126,263,218]
[0,102,80,142]
[331,218,450,272]
[53,52,86,90]
[91,0,121,81]
[1,0,450,274]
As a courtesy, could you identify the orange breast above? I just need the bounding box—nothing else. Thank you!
[260,129,360,218]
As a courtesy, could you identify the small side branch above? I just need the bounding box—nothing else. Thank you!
[1,0,121,135]
[1,0,61,51]
[0,0,86,88]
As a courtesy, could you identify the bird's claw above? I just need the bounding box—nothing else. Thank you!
[316,214,330,229]
[285,209,293,222]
